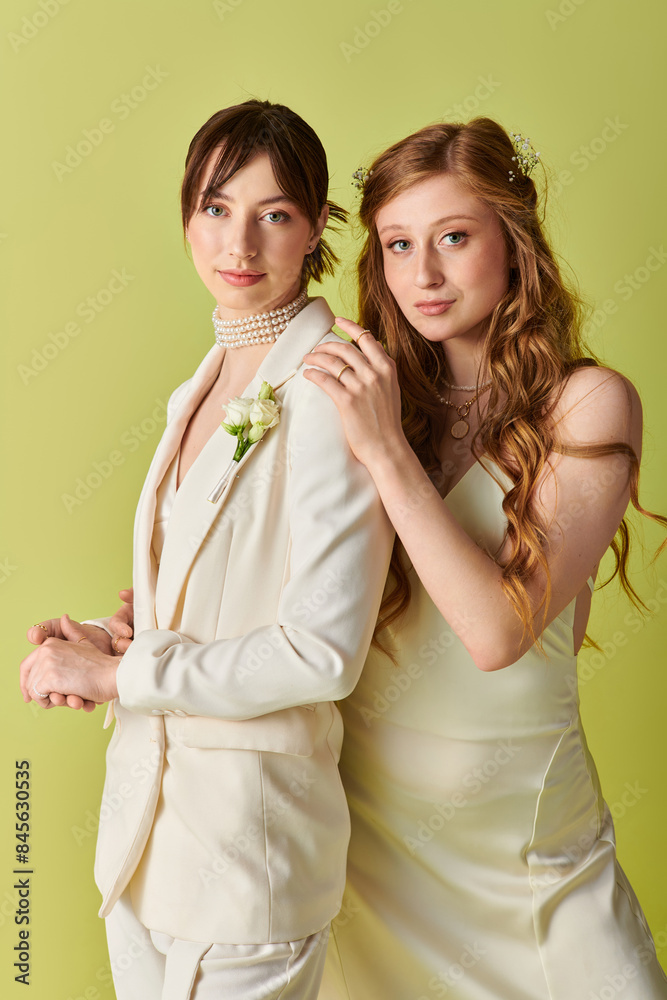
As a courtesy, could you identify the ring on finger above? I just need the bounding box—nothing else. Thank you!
[77,636,88,644]
[113,635,122,654]
[33,686,48,699]
[336,363,352,382]
[356,329,373,344]
[33,623,48,633]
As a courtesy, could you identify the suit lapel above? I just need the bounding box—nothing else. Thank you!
[148,297,335,631]
[132,343,225,633]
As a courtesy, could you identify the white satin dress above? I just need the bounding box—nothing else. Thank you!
[319,458,667,1000]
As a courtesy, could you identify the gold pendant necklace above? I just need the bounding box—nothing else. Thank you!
[437,380,492,439]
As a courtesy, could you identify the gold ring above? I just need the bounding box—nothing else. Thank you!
[113,635,122,654]
[356,330,373,343]
[33,623,49,633]
[336,364,351,382]
[77,636,88,644]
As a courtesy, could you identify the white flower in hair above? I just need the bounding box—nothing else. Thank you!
[508,131,541,181]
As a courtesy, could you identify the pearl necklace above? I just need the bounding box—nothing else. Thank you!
[212,289,309,349]
[442,378,491,393]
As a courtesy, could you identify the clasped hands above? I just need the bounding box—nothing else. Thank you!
[20,588,134,713]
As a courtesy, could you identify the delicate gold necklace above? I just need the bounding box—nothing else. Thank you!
[437,380,492,439]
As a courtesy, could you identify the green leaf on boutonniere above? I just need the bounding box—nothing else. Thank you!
[209,382,282,502]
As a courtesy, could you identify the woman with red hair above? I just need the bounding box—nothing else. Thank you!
[305,118,667,998]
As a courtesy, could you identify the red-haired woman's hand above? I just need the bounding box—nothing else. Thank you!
[303,317,408,471]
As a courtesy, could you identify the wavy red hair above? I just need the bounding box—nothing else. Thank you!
[357,118,666,656]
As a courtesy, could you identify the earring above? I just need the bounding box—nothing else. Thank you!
[308,243,313,251]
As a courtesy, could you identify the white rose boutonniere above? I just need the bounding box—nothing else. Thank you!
[207,381,281,503]
[248,397,280,441]
[221,396,254,434]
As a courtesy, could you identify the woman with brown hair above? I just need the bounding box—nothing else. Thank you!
[20,100,393,999]
[304,118,667,998]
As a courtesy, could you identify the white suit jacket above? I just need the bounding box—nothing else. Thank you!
[88,298,394,944]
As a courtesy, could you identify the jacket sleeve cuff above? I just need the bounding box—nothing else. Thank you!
[116,629,192,714]
[81,617,113,637]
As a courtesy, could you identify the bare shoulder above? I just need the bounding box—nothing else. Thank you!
[549,365,642,454]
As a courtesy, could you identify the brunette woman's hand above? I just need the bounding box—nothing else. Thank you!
[108,587,134,655]
[20,615,119,712]
[26,615,115,711]
[302,317,409,471]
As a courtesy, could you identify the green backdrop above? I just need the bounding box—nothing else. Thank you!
[2,0,666,996]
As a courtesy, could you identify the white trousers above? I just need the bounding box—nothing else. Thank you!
[105,888,330,1000]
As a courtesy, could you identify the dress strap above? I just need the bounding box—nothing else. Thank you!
[586,575,596,594]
